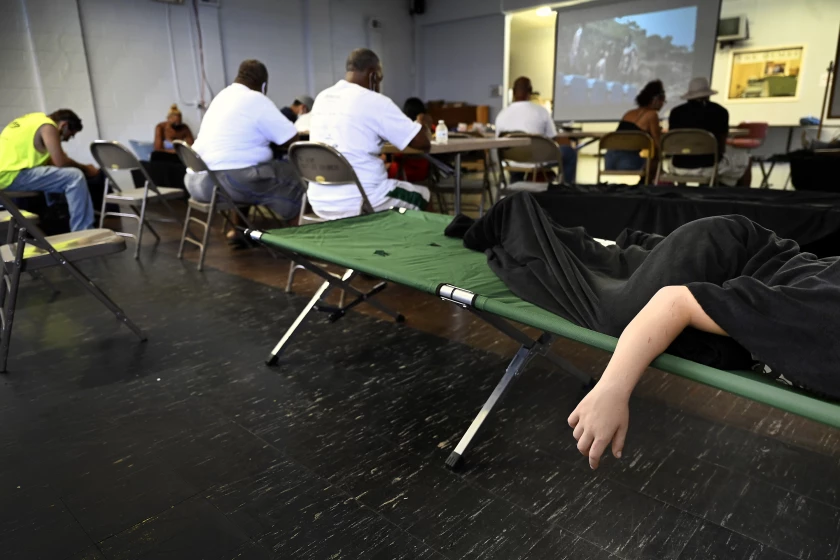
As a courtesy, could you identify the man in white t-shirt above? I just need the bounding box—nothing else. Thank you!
[308,48,431,220]
[494,76,578,184]
[185,59,304,237]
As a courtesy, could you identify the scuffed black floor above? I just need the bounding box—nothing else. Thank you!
[1,250,839,559]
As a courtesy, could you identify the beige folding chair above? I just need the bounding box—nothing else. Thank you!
[425,132,495,216]
[656,129,719,186]
[596,131,655,185]
[90,141,185,259]
[0,190,145,371]
[498,133,564,196]
[172,140,259,271]
[284,141,375,293]
[253,141,402,366]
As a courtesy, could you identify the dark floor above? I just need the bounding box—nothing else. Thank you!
[2,244,840,560]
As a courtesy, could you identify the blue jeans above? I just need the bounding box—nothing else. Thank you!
[605,150,645,171]
[7,167,95,231]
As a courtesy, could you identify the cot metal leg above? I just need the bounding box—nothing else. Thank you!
[266,269,351,365]
[446,342,539,470]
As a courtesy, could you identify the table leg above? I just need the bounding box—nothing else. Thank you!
[454,153,462,215]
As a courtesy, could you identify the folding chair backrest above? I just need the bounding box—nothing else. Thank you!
[90,141,143,172]
[0,190,49,244]
[288,142,374,215]
[657,129,719,185]
[659,129,718,159]
[499,134,562,165]
[172,140,210,174]
[90,140,157,192]
[598,131,654,153]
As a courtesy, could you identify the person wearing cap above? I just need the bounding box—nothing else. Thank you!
[668,77,748,186]
[0,109,97,231]
[187,59,304,244]
[281,95,314,124]
[154,104,194,154]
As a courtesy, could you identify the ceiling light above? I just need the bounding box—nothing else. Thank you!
[536,6,553,17]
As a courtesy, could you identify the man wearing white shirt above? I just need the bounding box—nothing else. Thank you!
[185,59,304,232]
[495,76,577,184]
[308,48,431,220]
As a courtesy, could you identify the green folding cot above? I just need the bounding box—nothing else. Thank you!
[249,208,840,469]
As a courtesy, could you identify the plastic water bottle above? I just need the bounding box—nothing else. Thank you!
[435,120,448,144]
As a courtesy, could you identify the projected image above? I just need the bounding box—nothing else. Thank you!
[556,6,698,113]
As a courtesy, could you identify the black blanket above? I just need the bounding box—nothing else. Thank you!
[449,192,840,399]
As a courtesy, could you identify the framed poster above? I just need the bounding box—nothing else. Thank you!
[727,45,804,101]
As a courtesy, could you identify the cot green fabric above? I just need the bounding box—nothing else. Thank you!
[262,209,840,429]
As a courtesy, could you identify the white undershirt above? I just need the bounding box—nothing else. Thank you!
[308,80,421,218]
[192,83,297,170]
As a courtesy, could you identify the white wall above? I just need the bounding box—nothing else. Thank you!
[710,0,840,126]
[0,0,100,162]
[420,15,506,119]
[329,0,417,107]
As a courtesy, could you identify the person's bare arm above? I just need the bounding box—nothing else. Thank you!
[39,124,98,176]
[154,123,165,152]
[568,286,726,469]
[277,133,300,150]
[408,128,431,152]
[184,126,195,146]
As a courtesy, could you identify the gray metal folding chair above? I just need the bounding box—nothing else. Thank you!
[90,141,185,259]
[498,133,563,196]
[0,190,145,371]
[656,129,719,186]
[596,131,655,185]
[172,140,258,271]
[284,141,374,293]
[255,141,402,366]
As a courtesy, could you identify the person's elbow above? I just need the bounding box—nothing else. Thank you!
[408,131,431,153]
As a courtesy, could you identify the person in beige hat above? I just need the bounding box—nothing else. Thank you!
[668,77,749,186]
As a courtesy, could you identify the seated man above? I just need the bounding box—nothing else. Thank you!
[0,109,97,231]
[668,77,748,186]
[495,76,577,184]
[281,95,314,125]
[308,48,431,219]
[185,59,304,242]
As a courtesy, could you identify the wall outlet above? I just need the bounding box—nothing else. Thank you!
[490,85,503,98]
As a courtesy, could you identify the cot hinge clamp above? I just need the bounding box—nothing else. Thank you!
[437,283,477,308]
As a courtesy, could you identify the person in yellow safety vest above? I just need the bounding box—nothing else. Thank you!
[0,109,98,231]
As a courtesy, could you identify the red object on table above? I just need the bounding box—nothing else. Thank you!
[727,122,769,149]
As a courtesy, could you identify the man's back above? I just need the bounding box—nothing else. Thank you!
[192,83,296,170]
[495,101,556,138]
[0,112,55,188]
[668,99,728,169]
[308,80,420,217]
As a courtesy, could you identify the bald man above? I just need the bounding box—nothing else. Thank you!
[495,77,578,184]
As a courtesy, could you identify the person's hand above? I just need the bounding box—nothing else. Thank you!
[568,382,630,469]
[84,164,99,177]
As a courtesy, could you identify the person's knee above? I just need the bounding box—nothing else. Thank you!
[64,168,86,187]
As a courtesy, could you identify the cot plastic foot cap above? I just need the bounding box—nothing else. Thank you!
[265,354,280,366]
[396,314,406,323]
[445,451,462,470]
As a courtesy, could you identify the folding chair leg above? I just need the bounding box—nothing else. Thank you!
[446,342,537,470]
[134,199,147,259]
[266,269,352,366]
[197,199,216,272]
[285,261,303,293]
[0,231,26,372]
[177,204,192,260]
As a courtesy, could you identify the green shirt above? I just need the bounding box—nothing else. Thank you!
[0,112,56,189]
